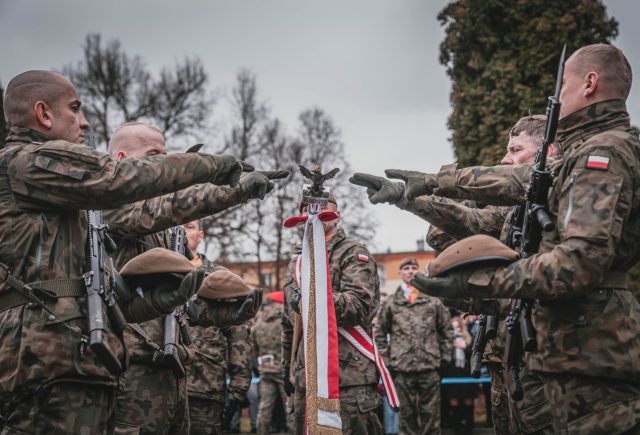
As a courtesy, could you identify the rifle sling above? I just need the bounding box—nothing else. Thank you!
[0,276,85,313]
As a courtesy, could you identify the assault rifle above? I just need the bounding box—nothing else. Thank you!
[503,45,566,401]
[83,209,127,375]
[160,226,193,378]
[469,314,497,378]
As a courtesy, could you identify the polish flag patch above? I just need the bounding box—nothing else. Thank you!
[586,155,610,170]
[357,254,369,263]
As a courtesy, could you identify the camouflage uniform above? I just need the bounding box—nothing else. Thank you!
[251,299,291,434]
[282,228,383,435]
[374,287,452,435]
[186,255,252,435]
[424,203,555,434]
[431,100,640,434]
[0,127,228,433]
[103,184,252,434]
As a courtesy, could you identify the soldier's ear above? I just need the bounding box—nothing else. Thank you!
[34,100,53,129]
[583,71,599,98]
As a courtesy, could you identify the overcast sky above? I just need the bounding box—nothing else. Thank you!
[1,0,638,254]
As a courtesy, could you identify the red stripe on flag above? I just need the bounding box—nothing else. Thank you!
[586,161,608,169]
[325,244,341,399]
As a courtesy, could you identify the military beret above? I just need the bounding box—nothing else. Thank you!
[427,235,519,278]
[120,248,195,276]
[298,194,338,213]
[197,269,252,300]
[399,257,419,270]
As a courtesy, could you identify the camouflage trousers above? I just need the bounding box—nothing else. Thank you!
[394,370,441,435]
[1,380,115,435]
[114,362,188,434]
[293,384,383,435]
[257,377,291,435]
[187,396,223,435]
[510,366,554,434]
[486,362,512,435]
[542,372,640,435]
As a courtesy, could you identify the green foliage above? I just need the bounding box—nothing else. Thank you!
[438,0,618,167]
[0,82,6,149]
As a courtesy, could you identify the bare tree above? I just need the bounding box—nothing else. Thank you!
[62,33,214,149]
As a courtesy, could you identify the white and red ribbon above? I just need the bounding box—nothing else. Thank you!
[298,214,342,433]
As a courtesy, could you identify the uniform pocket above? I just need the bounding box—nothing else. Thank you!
[356,393,381,413]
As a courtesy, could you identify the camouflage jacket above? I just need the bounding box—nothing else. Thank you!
[440,100,640,380]
[187,255,252,402]
[282,227,381,388]
[404,197,509,245]
[374,286,452,373]
[104,181,247,368]
[250,300,284,381]
[0,127,226,391]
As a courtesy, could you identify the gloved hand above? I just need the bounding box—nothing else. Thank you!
[211,288,264,326]
[282,365,295,396]
[222,392,240,430]
[121,269,205,323]
[239,170,290,200]
[385,169,438,201]
[211,154,253,187]
[349,173,406,205]
[291,287,301,315]
[410,268,493,300]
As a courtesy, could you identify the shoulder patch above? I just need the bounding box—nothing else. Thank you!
[586,155,609,171]
[356,253,369,263]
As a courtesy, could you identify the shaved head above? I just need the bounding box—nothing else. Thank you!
[568,44,632,100]
[4,70,72,128]
[108,122,166,159]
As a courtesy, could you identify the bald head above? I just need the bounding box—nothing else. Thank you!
[4,70,71,128]
[108,122,166,159]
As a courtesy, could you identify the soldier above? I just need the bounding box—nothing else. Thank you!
[251,290,290,434]
[104,123,276,434]
[282,195,384,434]
[0,70,246,433]
[388,44,640,434]
[183,219,252,435]
[352,115,557,434]
[374,257,452,435]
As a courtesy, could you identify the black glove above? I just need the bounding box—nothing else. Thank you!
[410,268,494,300]
[282,365,295,396]
[212,288,264,326]
[240,170,290,200]
[222,392,240,430]
[122,269,205,323]
[211,154,253,187]
[349,173,405,205]
[385,168,438,201]
[291,287,301,315]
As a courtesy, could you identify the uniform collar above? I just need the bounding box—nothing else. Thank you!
[556,99,630,154]
[5,126,51,145]
[326,227,347,251]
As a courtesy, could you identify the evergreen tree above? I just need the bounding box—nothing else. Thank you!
[438,0,618,166]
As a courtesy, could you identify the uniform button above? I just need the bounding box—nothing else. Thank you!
[48,314,56,321]
[577,315,585,322]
